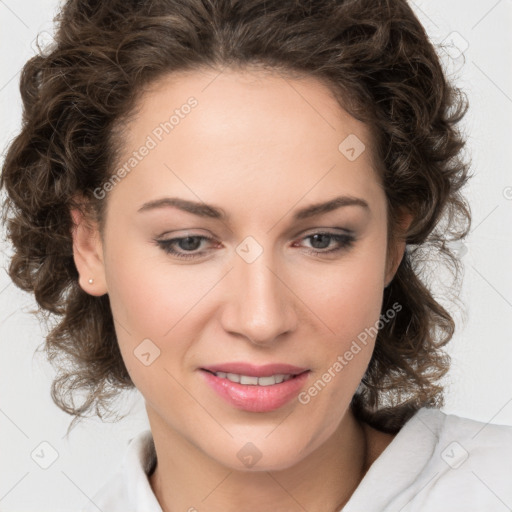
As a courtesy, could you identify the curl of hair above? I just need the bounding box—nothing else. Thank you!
[1,0,472,435]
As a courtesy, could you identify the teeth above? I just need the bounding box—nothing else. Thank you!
[214,372,293,386]
[240,375,259,385]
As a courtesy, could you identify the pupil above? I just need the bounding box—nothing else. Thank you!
[311,234,330,249]
[180,236,201,251]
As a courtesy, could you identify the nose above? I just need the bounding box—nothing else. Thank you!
[220,249,298,346]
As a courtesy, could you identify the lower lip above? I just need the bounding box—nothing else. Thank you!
[200,370,310,412]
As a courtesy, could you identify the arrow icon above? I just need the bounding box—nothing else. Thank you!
[338,134,365,161]
[31,441,59,469]
[134,339,161,366]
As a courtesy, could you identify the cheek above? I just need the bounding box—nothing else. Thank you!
[297,258,385,426]
[298,239,387,343]
[101,240,196,385]
[103,235,204,336]
[295,236,387,411]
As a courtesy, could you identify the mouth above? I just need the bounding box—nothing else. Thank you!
[199,364,311,412]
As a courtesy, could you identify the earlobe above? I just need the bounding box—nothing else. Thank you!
[70,204,108,296]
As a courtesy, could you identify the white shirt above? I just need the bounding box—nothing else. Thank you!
[81,408,512,512]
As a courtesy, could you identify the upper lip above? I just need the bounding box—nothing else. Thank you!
[200,362,309,377]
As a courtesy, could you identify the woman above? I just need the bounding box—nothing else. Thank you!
[1,0,511,511]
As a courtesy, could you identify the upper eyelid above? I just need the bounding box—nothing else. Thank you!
[157,226,354,240]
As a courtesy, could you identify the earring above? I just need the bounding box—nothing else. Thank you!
[88,278,94,284]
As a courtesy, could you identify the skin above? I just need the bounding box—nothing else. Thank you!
[71,67,411,512]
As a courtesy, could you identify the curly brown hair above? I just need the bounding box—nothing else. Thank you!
[1,0,472,436]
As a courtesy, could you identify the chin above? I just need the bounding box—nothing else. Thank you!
[207,436,311,473]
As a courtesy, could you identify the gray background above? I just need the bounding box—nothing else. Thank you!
[1,0,512,510]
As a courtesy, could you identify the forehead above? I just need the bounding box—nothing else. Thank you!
[129,66,374,154]
[107,67,384,221]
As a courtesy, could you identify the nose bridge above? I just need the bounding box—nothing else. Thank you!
[223,238,296,344]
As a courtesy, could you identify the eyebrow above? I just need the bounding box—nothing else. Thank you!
[137,195,370,221]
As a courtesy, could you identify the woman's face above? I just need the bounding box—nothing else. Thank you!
[75,68,405,471]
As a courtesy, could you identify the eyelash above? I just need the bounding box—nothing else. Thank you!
[155,231,355,260]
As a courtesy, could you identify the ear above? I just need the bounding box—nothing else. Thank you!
[70,197,108,296]
[384,208,413,288]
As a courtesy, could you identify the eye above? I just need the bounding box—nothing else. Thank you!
[294,231,355,256]
[155,235,217,260]
[155,230,355,260]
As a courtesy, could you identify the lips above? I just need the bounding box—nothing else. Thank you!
[200,362,309,378]
[200,366,311,412]
[199,362,311,412]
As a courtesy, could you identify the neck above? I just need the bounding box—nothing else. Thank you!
[148,408,373,512]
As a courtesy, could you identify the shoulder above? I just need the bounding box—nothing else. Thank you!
[418,406,512,463]
[407,408,512,509]
[398,408,512,510]
[344,407,512,512]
